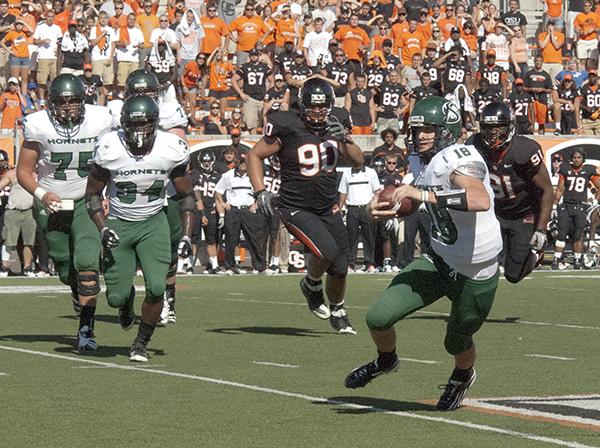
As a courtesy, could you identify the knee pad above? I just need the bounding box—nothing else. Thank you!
[365,302,396,331]
[505,251,541,284]
[77,271,100,297]
[555,240,566,249]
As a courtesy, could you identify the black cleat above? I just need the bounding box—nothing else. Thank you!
[551,260,559,270]
[77,325,97,352]
[344,357,399,389]
[299,277,330,319]
[129,339,148,362]
[436,369,477,411]
[119,287,136,331]
[329,308,357,334]
[574,259,583,270]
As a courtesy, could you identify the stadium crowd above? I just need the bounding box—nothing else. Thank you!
[0,0,598,276]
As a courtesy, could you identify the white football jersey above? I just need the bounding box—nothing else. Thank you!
[416,143,502,274]
[23,105,113,200]
[94,130,189,221]
[107,99,124,129]
[159,101,188,131]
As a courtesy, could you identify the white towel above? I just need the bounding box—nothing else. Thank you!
[60,31,88,53]
[176,8,200,36]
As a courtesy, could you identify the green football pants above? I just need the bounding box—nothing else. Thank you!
[103,211,171,308]
[366,253,499,355]
[165,197,182,263]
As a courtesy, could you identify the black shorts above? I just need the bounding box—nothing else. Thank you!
[557,203,587,241]
[498,215,535,282]
[561,112,577,135]
[204,209,219,245]
[278,205,348,276]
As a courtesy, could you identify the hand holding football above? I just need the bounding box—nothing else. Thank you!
[378,184,417,217]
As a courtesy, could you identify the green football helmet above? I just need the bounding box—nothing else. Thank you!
[408,96,461,161]
[48,73,86,128]
[125,69,159,98]
[120,95,160,153]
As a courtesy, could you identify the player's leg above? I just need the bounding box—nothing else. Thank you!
[223,208,242,272]
[553,101,562,135]
[500,217,537,283]
[239,209,268,272]
[359,206,376,270]
[162,198,182,324]
[345,254,446,388]
[71,200,103,351]
[345,205,360,270]
[553,204,570,269]
[131,213,171,362]
[204,209,220,273]
[267,213,282,273]
[572,204,587,269]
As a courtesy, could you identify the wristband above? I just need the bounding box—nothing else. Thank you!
[253,189,266,199]
[34,187,47,201]
[420,190,428,203]
[435,189,468,211]
[219,213,225,218]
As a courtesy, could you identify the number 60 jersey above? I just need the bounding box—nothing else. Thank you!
[23,105,113,200]
[264,108,352,215]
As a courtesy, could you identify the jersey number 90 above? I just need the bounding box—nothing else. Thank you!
[297,141,338,177]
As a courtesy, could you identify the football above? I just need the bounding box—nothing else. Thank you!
[378,184,416,217]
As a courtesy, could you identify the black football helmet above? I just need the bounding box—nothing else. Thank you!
[48,74,86,129]
[125,69,159,98]
[199,149,215,172]
[371,155,385,174]
[299,78,335,133]
[120,95,160,154]
[480,102,515,152]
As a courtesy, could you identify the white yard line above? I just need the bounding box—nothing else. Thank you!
[399,358,441,364]
[525,354,575,361]
[0,344,596,448]
[73,364,166,369]
[253,361,299,368]
[0,372,9,376]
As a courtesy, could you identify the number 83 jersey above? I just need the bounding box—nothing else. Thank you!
[94,130,189,221]
[23,105,113,200]
[265,108,352,214]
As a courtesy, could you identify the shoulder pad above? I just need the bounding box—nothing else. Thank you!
[264,110,296,138]
[22,110,48,143]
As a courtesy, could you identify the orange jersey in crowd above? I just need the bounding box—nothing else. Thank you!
[209,59,234,91]
[372,33,392,52]
[54,9,70,33]
[437,16,459,39]
[417,21,433,41]
[538,31,565,63]
[574,11,600,40]
[16,13,37,45]
[275,17,296,46]
[109,14,128,29]
[229,16,269,52]
[391,20,409,42]
[462,33,478,51]
[136,13,160,47]
[397,29,426,65]
[200,15,230,54]
[182,61,203,88]
[0,92,22,130]
[545,0,563,18]
[2,30,29,58]
[335,25,370,61]
[262,17,276,45]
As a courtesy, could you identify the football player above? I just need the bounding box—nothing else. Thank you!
[468,102,554,283]
[17,74,113,352]
[551,149,600,269]
[86,95,194,362]
[344,96,503,411]
[247,77,364,334]
[263,156,283,273]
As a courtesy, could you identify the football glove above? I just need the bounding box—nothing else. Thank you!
[177,236,192,258]
[255,189,275,217]
[550,204,558,220]
[218,214,225,229]
[385,218,395,231]
[100,227,120,250]
[327,115,350,143]
[529,230,547,251]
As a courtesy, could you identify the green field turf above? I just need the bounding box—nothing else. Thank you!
[1,272,599,448]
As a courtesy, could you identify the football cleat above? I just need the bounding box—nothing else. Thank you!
[329,308,357,335]
[551,259,559,270]
[436,369,477,411]
[167,300,176,323]
[344,357,399,389]
[573,259,583,270]
[300,277,330,319]
[159,298,170,326]
[118,287,136,331]
[77,325,97,352]
[129,339,148,362]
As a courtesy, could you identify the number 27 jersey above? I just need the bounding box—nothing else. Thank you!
[265,108,352,214]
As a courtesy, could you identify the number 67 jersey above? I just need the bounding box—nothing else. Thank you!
[264,108,352,215]
[23,105,113,200]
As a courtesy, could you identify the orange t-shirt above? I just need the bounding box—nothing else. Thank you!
[183,61,203,88]
[2,30,29,58]
[109,15,128,30]
[437,17,458,39]
[209,60,234,91]
[275,17,296,46]
[262,17,276,45]
[16,13,37,45]
[55,10,70,33]
[126,0,150,15]
[397,30,426,65]
[391,20,409,43]
[334,25,370,61]
[538,31,565,63]
[373,33,392,52]
[417,22,433,41]
[574,12,600,40]
[136,13,160,47]
[462,33,478,51]
[200,16,231,54]
[545,0,563,18]
[0,92,22,130]
[229,16,268,52]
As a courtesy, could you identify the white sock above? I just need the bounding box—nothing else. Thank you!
[209,256,218,269]
[235,255,240,263]
[574,252,582,259]
[555,122,561,130]
[272,256,280,266]
[188,256,194,267]
[1,245,9,262]
[554,252,563,259]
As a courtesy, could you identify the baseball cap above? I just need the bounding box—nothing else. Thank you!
[230,128,241,136]
[398,7,407,13]
[83,63,92,70]
[514,78,524,84]
[274,73,284,81]
[589,69,598,75]
[486,49,496,56]
[27,81,37,90]
[0,150,8,162]
[450,26,460,34]
[563,73,573,80]
[7,76,18,85]
[249,48,258,56]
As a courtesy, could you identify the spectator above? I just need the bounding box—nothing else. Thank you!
[136,0,160,65]
[485,23,511,71]
[100,0,133,17]
[364,50,387,90]
[375,69,406,133]
[335,14,370,74]
[509,25,528,78]
[0,77,25,130]
[500,0,527,35]
[181,52,208,118]
[51,0,69,34]
[228,3,269,66]
[442,26,470,58]
[115,13,145,97]
[401,52,423,92]
[200,3,228,56]
[397,18,426,67]
[23,81,40,114]
[556,57,588,87]
[543,0,564,28]
[437,3,458,39]
[225,110,248,134]
[523,54,553,134]
[372,128,407,169]
[473,78,500,123]
[381,38,400,71]
[477,50,508,98]
[538,20,565,83]
[32,11,62,102]
[345,72,376,134]
[108,1,129,30]
[1,19,34,94]
[199,100,228,134]
[275,40,295,74]
[150,14,178,52]
[89,11,116,105]
[312,0,336,31]
[272,4,298,52]
[284,50,313,98]
[217,145,240,174]
[416,7,433,41]
[58,19,89,75]
[323,49,355,107]
[567,0,586,52]
[79,63,103,105]
[552,75,579,135]
[206,47,233,114]
[573,0,600,69]
[373,21,392,53]
[574,69,600,134]
[303,17,331,67]
[428,25,444,49]
[263,73,289,120]
[461,21,478,63]
[508,77,534,135]
[0,0,16,88]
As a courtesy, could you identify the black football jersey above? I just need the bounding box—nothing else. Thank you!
[443,60,470,93]
[349,87,373,126]
[422,58,440,83]
[410,85,438,102]
[236,62,272,100]
[365,66,387,89]
[473,90,500,120]
[508,91,533,123]
[148,58,175,84]
[558,163,598,204]
[263,165,281,194]
[556,85,577,113]
[287,63,313,97]
[469,134,544,219]
[523,69,553,104]
[276,51,295,74]
[577,85,600,119]
[377,81,405,118]
[478,64,505,95]
[79,74,103,105]
[378,170,403,187]
[385,54,401,71]
[324,62,354,97]
[264,86,288,111]
[191,168,222,209]
[265,108,352,214]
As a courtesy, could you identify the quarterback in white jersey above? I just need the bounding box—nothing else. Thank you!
[17,74,112,353]
[344,97,502,412]
[86,95,195,362]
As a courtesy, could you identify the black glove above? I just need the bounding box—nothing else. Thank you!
[327,115,350,143]
[177,236,192,258]
[101,226,120,250]
[255,189,275,217]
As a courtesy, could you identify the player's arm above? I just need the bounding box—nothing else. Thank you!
[85,163,110,231]
[592,172,600,201]
[248,135,281,216]
[530,162,554,231]
[17,140,62,213]
[553,174,565,204]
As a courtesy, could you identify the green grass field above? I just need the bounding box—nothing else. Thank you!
[1,272,599,448]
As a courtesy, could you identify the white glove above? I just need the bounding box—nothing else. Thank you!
[551,204,558,220]
[101,227,120,249]
[177,236,192,258]
[385,219,394,231]
[218,214,225,229]
[529,230,547,251]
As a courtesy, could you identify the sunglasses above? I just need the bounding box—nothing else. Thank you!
[160,19,168,22]
[208,8,216,11]
[386,162,397,165]
[115,6,123,9]
[211,106,220,109]
[399,12,406,15]
[246,7,254,10]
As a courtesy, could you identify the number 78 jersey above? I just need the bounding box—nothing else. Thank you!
[94,130,189,221]
[23,105,113,200]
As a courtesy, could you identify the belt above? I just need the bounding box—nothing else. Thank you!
[8,207,32,211]
[347,204,368,208]
[231,205,251,210]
